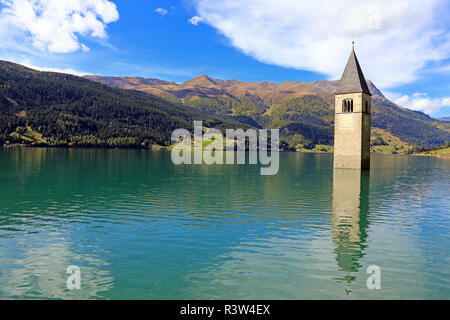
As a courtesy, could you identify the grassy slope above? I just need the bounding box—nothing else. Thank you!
[414,143,450,159]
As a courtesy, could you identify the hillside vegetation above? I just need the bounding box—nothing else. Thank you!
[0,60,447,152]
[0,61,243,148]
[86,74,450,151]
[413,142,450,159]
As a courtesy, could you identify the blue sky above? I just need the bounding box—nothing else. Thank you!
[0,0,450,118]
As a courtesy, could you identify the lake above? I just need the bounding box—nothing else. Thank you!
[0,148,448,299]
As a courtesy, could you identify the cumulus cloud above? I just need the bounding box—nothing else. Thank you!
[193,0,450,88]
[155,7,168,16]
[395,93,450,115]
[9,58,88,75]
[188,16,203,26]
[0,0,119,53]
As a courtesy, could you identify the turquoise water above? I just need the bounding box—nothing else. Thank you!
[0,148,448,299]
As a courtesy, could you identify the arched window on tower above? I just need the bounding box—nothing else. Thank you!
[364,100,369,113]
[342,99,353,112]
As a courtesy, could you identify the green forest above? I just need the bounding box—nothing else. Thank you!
[185,93,450,149]
[0,61,243,148]
[1,60,449,150]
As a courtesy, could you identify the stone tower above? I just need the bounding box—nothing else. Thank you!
[333,46,371,170]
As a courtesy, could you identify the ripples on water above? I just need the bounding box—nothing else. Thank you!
[0,148,448,299]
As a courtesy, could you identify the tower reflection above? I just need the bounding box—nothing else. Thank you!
[332,169,370,283]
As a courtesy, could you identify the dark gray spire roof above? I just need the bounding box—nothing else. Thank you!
[335,48,371,96]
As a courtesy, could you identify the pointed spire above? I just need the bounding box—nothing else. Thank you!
[335,45,371,96]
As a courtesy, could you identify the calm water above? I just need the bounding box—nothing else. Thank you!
[0,148,449,299]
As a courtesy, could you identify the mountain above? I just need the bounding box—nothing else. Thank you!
[437,116,450,122]
[85,74,335,104]
[0,60,447,151]
[0,61,244,148]
[85,74,450,149]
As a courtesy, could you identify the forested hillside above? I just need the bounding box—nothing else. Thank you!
[0,61,241,148]
[0,60,448,151]
[87,74,450,149]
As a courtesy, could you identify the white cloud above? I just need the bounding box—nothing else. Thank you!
[0,0,119,53]
[394,92,450,115]
[412,92,427,98]
[436,64,450,73]
[193,0,450,88]
[188,16,204,26]
[81,44,91,52]
[12,58,88,75]
[383,91,403,102]
[155,7,168,16]
[26,65,87,76]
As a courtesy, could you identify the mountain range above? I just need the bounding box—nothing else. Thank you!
[0,61,243,148]
[85,74,450,150]
[0,59,448,151]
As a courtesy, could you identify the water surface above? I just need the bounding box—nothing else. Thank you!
[0,148,448,299]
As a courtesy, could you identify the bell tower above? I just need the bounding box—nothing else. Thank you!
[334,44,371,170]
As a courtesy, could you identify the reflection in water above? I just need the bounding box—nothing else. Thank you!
[0,233,114,299]
[332,169,369,283]
[0,149,449,299]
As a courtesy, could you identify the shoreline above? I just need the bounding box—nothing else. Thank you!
[3,144,449,158]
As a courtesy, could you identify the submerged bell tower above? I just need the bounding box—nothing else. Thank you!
[334,44,371,170]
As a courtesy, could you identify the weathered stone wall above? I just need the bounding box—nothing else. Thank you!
[333,93,371,169]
